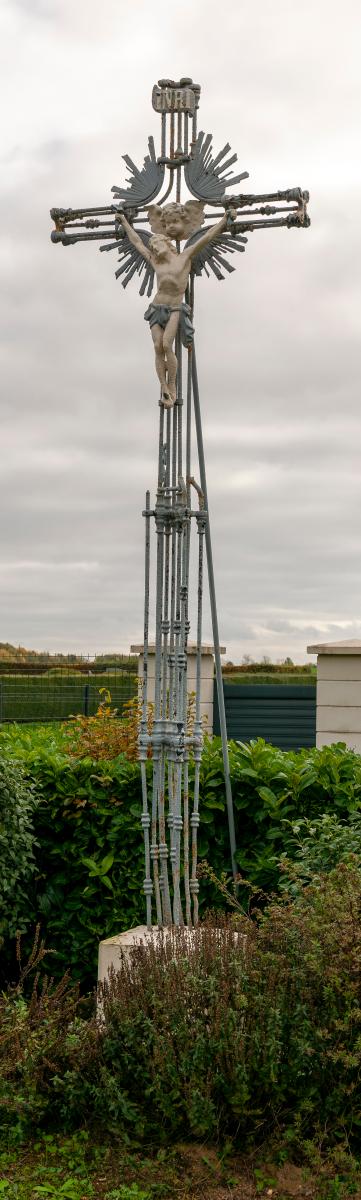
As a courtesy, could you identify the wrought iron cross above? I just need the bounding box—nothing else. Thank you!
[50,77,309,928]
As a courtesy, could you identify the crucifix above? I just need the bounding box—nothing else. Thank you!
[50,77,310,929]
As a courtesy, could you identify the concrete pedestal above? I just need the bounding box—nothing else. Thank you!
[98,924,196,986]
[307,639,361,751]
[98,924,244,987]
[130,642,226,735]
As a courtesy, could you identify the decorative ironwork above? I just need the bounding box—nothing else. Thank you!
[100,228,154,296]
[185,227,248,281]
[185,131,249,201]
[50,76,310,929]
[111,136,165,207]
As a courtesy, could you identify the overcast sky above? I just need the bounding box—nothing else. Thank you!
[1,0,361,662]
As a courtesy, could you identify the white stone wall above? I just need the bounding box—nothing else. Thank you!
[307,642,361,751]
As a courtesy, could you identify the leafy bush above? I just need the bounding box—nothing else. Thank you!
[0,929,95,1143]
[26,756,146,989]
[63,692,153,763]
[62,687,203,763]
[278,811,361,894]
[197,737,361,902]
[1,734,361,989]
[0,756,38,940]
[0,722,68,757]
[0,729,147,990]
[84,864,361,1148]
[4,864,361,1154]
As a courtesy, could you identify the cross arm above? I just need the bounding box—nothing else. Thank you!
[50,204,139,247]
[223,187,310,233]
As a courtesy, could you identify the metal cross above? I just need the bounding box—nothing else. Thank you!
[50,77,309,928]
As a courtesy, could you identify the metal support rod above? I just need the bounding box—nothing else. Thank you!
[152,497,166,924]
[190,734,201,926]
[151,759,163,925]
[158,399,165,486]
[190,510,205,926]
[191,88,199,149]
[234,214,308,233]
[142,489,151,724]
[176,111,182,202]
[176,324,183,479]
[191,342,238,881]
[159,741,172,924]
[184,111,189,156]
[161,111,166,159]
[141,760,152,929]
[201,205,302,224]
[141,489,152,928]
[183,756,191,926]
[186,280,193,513]
[170,112,175,160]
[230,187,308,207]
[51,229,120,245]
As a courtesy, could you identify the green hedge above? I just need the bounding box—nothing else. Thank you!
[223,672,316,686]
[11,755,145,990]
[0,758,37,941]
[2,731,361,991]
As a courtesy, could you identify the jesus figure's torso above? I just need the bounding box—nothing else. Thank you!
[152,252,190,307]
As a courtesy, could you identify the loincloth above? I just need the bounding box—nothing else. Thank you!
[144,301,194,348]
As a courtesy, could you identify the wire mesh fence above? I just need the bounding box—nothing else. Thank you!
[0,660,138,724]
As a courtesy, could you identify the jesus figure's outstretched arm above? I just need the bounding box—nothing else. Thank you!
[183,212,230,263]
[117,212,152,264]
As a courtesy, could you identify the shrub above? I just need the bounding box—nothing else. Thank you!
[0,929,96,1143]
[4,864,361,1153]
[27,756,146,989]
[197,737,361,903]
[0,755,38,940]
[278,811,361,894]
[90,864,361,1148]
[0,738,146,991]
[62,689,201,763]
[63,692,153,763]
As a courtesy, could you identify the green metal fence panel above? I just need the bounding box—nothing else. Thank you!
[213,683,316,750]
[0,665,138,724]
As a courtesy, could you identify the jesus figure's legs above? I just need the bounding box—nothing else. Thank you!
[150,313,180,408]
[162,311,180,406]
[151,323,167,392]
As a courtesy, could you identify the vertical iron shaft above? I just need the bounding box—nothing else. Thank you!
[191,345,238,881]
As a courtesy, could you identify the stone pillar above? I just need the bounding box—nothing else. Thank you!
[307,639,361,751]
[130,642,225,735]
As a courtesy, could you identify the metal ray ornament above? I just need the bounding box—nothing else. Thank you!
[50,77,310,928]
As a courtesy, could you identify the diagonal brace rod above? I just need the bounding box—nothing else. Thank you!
[191,345,238,881]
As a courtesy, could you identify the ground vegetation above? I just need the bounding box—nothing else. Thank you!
[2,870,361,1195]
[1,723,361,1192]
[1,728,361,988]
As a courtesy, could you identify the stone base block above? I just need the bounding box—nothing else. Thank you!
[98,924,245,987]
[98,924,195,986]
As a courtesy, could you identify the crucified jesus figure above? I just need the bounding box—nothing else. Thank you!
[118,210,234,407]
